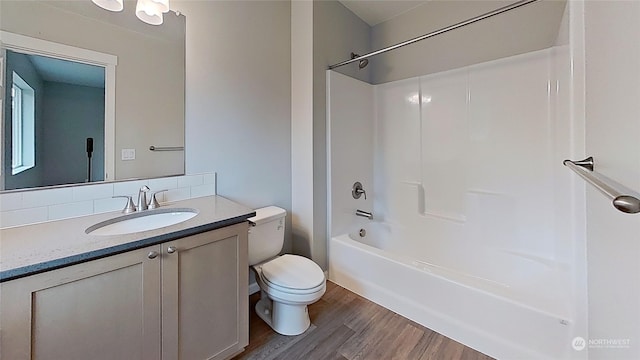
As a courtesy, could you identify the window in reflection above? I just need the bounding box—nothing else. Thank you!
[11,72,35,175]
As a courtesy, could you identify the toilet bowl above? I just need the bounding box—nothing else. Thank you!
[248,207,326,335]
[253,254,326,335]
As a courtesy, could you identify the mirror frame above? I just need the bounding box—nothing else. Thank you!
[0,30,117,187]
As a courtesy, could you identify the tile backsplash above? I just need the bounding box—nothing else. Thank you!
[0,173,217,228]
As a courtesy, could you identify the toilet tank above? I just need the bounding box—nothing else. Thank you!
[247,206,286,266]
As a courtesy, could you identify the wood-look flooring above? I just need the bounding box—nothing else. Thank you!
[232,281,494,360]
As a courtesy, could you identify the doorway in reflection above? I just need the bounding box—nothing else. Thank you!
[3,50,105,190]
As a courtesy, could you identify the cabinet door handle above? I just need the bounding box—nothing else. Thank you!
[147,251,159,259]
[167,246,177,254]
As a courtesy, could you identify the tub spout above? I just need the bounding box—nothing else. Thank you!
[356,209,373,220]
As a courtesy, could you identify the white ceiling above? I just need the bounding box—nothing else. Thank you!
[339,0,430,26]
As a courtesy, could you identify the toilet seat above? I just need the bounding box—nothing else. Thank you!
[261,254,325,289]
[260,254,325,292]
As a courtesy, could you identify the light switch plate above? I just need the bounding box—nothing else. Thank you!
[121,148,136,161]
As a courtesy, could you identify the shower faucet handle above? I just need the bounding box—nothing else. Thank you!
[352,182,367,200]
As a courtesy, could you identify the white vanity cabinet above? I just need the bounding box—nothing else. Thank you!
[0,222,249,360]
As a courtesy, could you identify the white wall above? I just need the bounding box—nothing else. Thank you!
[289,0,371,267]
[584,1,640,359]
[175,1,292,251]
[309,0,371,268]
[327,71,374,238]
[291,0,314,264]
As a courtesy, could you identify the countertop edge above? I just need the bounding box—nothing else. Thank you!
[0,211,255,283]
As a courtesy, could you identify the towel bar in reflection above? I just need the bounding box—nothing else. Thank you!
[149,146,184,152]
[563,157,640,214]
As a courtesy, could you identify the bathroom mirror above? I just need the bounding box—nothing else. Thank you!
[0,0,186,191]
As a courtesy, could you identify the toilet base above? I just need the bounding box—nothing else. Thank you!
[255,291,311,336]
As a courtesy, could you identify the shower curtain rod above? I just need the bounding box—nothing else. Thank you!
[328,0,539,70]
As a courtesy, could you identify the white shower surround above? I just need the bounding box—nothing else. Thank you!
[327,44,585,359]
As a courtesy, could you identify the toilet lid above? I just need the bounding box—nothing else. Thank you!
[261,254,325,290]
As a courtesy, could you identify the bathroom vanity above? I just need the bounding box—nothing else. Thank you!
[0,195,254,360]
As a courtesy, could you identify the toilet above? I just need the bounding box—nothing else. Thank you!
[248,206,326,336]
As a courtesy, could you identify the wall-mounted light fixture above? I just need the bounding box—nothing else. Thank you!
[91,0,170,25]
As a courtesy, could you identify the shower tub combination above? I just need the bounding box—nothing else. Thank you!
[326,28,584,358]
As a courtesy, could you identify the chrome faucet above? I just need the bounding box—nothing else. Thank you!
[137,186,150,211]
[356,209,373,220]
[113,187,167,213]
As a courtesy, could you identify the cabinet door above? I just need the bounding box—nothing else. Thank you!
[0,245,162,360]
[162,222,248,360]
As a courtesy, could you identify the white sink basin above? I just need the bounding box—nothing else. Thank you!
[86,208,198,236]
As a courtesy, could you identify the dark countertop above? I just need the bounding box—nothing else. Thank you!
[0,195,255,282]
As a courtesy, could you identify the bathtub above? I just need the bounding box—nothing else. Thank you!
[328,224,577,359]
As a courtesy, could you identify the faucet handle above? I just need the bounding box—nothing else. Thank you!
[113,195,136,214]
[148,189,168,209]
[352,182,367,200]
